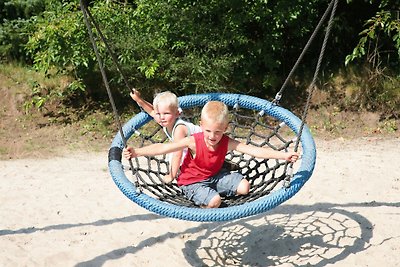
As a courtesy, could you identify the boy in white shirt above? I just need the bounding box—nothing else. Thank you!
[130,90,201,183]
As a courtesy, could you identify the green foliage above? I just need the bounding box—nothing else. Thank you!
[21,1,103,110]
[22,81,49,113]
[1,0,399,118]
[342,1,399,117]
[0,18,29,61]
[379,118,398,133]
[25,2,90,75]
[345,9,400,67]
[97,0,325,95]
[1,0,45,19]
[0,0,46,61]
[21,0,328,99]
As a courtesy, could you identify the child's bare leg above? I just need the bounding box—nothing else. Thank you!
[162,174,174,184]
[236,179,250,195]
[205,195,222,208]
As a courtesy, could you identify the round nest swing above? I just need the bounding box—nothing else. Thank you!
[79,0,338,222]
[108,93,316,222]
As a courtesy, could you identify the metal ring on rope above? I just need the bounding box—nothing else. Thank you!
[108,93,316,222]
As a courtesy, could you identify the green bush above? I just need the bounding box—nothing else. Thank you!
[0,0,46,61]
[1,0,398,118]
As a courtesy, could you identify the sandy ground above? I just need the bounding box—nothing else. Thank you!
[1,136,399,267]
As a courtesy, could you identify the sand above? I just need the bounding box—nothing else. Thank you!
[1,136,399,267]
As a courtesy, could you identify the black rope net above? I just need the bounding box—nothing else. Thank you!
[125,105,301,208]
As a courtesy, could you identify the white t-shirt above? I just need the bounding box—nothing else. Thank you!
[163,118,201,165]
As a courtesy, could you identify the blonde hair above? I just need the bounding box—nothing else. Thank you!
[201,101,229,125]
[153,91,179,110]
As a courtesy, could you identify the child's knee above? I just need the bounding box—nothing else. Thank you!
[206,195,222,208]
[236,179,250,195]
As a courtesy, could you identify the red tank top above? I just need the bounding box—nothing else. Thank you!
[177,132,229,186]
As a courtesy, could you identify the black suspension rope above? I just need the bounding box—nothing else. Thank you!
[294,0,338,152]
[81,2,135,93]
[283,0,338,187]
[273,0,338,104]
[79,0,141,192]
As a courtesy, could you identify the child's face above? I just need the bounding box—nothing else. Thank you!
[154,103,180,128]
[200,118,228,148]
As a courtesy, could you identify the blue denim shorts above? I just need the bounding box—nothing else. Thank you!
[180,171,243,206]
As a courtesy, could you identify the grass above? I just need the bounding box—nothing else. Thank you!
[326,67,400,116]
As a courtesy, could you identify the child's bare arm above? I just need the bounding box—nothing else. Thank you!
[228,139,299,162]
[168,125,188,179]
[130,90,156,118]
[123,136,194,159]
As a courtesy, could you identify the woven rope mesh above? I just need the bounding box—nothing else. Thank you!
[125,104,301,208]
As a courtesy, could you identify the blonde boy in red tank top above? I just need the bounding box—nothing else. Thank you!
[124,101,299,208]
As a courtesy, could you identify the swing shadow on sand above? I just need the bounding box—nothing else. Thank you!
[72,201,399,266]
[183,202,384,267]
[2,201,397,266]
[0,213,161,236]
